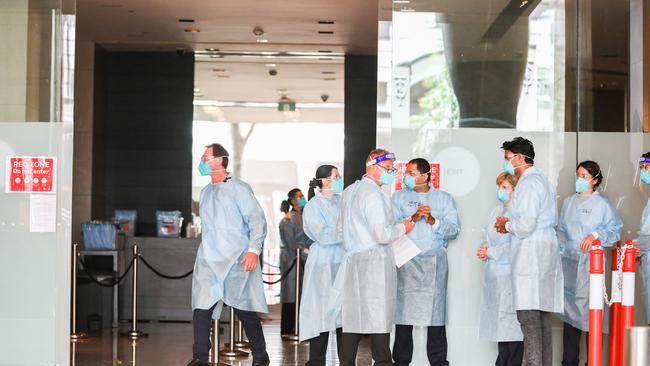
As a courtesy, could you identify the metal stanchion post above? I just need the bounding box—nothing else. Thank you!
[283,247,301,342]
[233,320,250,349]
[624,327,650,366]
[209,319,230,366]
[219,307,248,358]
[122,244,147,339]
[70,243,88,341]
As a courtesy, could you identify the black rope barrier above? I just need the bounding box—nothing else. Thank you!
[263,261,281,269]
[262,257,297,285]
[78,256,135,287]
[138,255,194,280]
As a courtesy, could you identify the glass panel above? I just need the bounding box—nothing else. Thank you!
[0,0,66,123]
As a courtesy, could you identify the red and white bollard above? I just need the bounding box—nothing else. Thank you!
[588,240,604,366]
[608,242,623,366]
[621,240,638,333]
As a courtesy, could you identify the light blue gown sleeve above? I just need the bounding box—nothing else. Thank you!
[507,177,544,239]
[486,207,510,262]
[432,195,460,241]
[557,198,569,253]
[303,202,341,245]
[593,198,622,248]
[636,204,650,251]
[237,185,268,254]
[364,191,405,244]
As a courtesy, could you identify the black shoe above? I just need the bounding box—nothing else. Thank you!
[252,354,270,366]
[186,359,208,366]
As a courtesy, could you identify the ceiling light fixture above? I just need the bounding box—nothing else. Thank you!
[178,19,195,23]
[194,88,200,93]
[318,20,335,25]
[265,63,276,68]
[253,26,265,36]
[256,39,269,43]
[318,31,334,35]
[205,48,219,52]
[184,28,201,33]
[393,0,411,3]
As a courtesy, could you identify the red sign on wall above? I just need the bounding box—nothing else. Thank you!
[394,161,441,191]
[5,156,56,193]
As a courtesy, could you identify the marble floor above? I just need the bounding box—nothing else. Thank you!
[71,304,425,366]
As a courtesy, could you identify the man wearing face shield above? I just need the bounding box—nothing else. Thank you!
[390,158,460,366]
[635,153,650,327]
[329,149,415,366]
[187,143,270,366]
[494,137,563,366]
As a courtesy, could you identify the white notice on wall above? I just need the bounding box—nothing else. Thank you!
[391,235,421,268]
[29,194,57,232]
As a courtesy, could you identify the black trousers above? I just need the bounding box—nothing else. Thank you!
[306,328,343,366]
[192,304,268,362]
[281,302,296,335]
[392,325,449,366]
[496,341,524,366]
[562,322,588,366]
[339,332,391,366]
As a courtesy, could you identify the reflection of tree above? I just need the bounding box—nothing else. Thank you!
[411,71,459,155]
[231,122,256,178]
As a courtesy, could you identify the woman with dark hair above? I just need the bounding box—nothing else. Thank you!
[557,160,622,366]
[635,152,650,327]
[278,188,311,337]
[299,165,345,365]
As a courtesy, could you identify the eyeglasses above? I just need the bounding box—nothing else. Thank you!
[377,164,397,174]
[201,156,218,162]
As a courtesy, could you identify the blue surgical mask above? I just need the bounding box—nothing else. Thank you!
[503,160,515,175]
[641,170,650,185]
[331,178,344,194]
[403,175,416,190]
[380,171,395,186]
[297,197,307,208]
[198,161,212,176]
[497,188,510,204]
[575,178,590,193]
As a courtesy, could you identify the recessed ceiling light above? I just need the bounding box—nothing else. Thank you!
[178,19,195,23]
[393,0,411,3]
[265,63,276,68]
[257,39,269,43]
[205,48,219,52]
[318,31,334,35]
[194,88,200,92]
[184,28,200,33]
[212,68,226,72]
[318,20,335,25]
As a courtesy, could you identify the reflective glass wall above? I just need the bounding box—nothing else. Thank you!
[0,1,75,364]
[380,0,647,364]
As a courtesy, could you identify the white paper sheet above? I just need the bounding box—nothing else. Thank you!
[391,235,421,268]
[29,194,57,232]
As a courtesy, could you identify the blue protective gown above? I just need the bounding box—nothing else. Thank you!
[635,197,650,320]
[479,205,524,342]
[506,166,564,312]
[298,192,345,342]
[328,177,405,334]
[191,177,268,318]
[557,192,622,332]
[391,185,460,326]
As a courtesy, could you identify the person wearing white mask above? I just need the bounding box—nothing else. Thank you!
[299,165,346,365]
[477,172,524,366]
[329,149,415,366]
[494,137,563,366]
